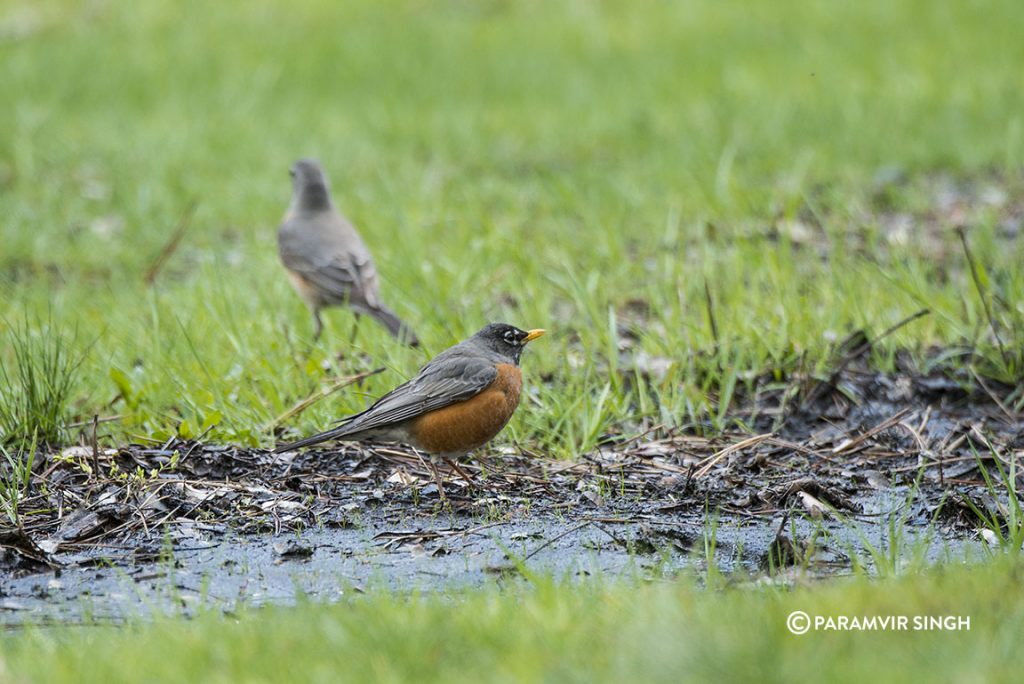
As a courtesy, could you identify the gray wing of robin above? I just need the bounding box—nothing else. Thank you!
[278,216,378,305]
[347,251,381,308]
[334,354,498,435]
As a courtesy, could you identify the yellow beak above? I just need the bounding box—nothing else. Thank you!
[523,329,546,343]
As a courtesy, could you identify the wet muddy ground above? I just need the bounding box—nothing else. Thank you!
[2,352,1022,625]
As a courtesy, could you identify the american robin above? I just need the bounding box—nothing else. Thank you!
[275,323,545,495]
[278,159,419,345]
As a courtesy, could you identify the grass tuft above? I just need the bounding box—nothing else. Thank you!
[0,435,37,527]
[0,316,87,448]
[969,442,1024,555]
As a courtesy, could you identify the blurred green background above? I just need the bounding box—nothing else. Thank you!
[1,0,1023,452]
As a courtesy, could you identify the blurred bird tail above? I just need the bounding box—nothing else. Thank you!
[368,306,419,346]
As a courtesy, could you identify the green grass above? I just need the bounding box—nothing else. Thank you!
[0,315,86,448]
[0,438,35,525]
[1,560,1021,683]
[2,4,1021,677]
[2,0,1023,454]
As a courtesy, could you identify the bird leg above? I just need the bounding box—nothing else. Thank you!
[312,309,324,342]
[413,449,447,502]
[444,458,477,491]
[347,312,362,347]
[428,459,447,502]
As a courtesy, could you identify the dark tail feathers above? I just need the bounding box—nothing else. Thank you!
[274,424,357,454]
[367,305,419,346]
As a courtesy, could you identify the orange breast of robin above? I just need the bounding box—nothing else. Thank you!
[286,270,320,307]
[409,363,523,455]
